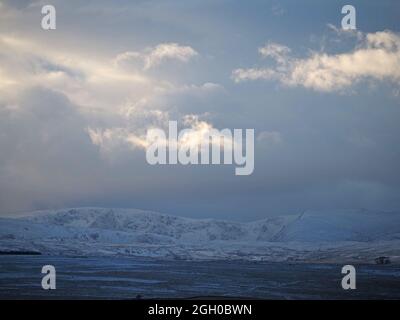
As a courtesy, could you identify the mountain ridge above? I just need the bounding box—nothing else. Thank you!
[1,207,399,262]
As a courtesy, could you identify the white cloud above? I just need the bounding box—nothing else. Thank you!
[0,34,153,111]
[87,127,148,154]
[232,43,290,83]
[112,51,143,67]
[0,36,200,115]
[114,43,198,70]
[259,42,291,65]
[167,82,224,96]
[232,68,280,82]
[232,30,400,92]
[87,113,236,160]
[144,43,198,69]
[0,32,223,169]
[326,23,363,41]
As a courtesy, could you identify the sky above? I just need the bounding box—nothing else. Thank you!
[0,0,399,221]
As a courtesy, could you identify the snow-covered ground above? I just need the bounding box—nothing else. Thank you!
[1,208,399,263]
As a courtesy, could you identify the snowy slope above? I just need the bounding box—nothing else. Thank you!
[272,209,400,242]
[18,207,299,242]
[1,207,400,263]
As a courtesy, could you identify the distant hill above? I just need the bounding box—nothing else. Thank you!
[1,207,399,263]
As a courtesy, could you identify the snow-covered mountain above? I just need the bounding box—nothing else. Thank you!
[1,207,400,263]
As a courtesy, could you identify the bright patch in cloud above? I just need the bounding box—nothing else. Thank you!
[87,114,231,159]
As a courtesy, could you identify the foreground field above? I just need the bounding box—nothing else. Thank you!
[1,255,400,299]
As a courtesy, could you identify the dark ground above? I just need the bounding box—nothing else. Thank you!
[0,255,399,299]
